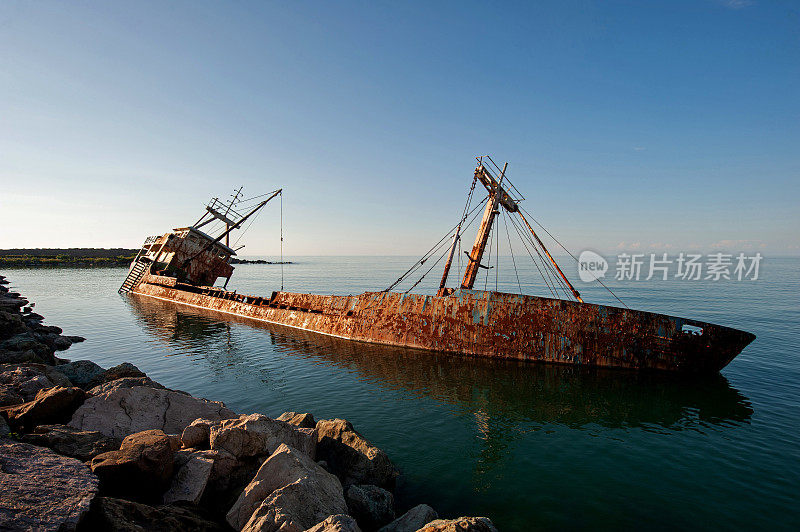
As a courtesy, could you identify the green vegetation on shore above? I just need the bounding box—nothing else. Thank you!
[0,249,137,268]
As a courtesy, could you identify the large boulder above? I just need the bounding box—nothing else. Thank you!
[81,496,227,531]
[3,385,87,431]
[88,362,147,389]
[20,424,120,461]
[88,376,165,396]
[345,484,395,531]
[193,448,263,517]
[226,443,347,531]
[181,417,217,449]
[0,384,23,407]
[0,440,98,531]
[378,504,438,532]
[307,514,363,532]
[69,386,236,439]
[163,452,215,504]
[418,517,498,532]
[0,310,26,340]
[0,362,72,401]
[0,347,52,365]
[56,360,105,388]
[89,429,175,502]
[315,419,398,489]
[210,413,317,459]
[277,411,316,429]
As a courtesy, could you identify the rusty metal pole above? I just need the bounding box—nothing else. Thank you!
[517,211,583,303]
[437,230,461,297]
[461,163,507,290]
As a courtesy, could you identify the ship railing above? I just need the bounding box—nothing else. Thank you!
[206,197,245,224]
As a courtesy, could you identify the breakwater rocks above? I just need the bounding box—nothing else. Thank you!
[0,274,498,532]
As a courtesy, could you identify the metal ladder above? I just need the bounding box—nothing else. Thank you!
[118,260,149,294]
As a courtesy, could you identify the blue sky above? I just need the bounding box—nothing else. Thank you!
[0,1,797,256]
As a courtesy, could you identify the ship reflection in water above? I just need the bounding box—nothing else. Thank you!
[125,294,753,441]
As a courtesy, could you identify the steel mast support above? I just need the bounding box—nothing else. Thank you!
[461,163,508,290]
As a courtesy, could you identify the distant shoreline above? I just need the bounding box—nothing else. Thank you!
[0,249,137,268]
[0,249,291,268]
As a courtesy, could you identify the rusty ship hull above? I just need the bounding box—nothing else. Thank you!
[120,165,755,374]
[132,273,755,373]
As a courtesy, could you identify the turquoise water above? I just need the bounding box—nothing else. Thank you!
[3,257,799,530]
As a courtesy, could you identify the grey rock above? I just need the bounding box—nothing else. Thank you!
[307,514,363,532]
[346,484,395,531]
[69,385,236,439]
[316,418,398,489]
[181,417,216,449]
[0,310,26,340]
[0,331,51,357]
[194,448,263,514]
[277,411,317,429]
[88,362,146,389]
[210,413,316,459]
[88,376,165,396]
[89,429,175,503]
[0,362,72,400]
[417,517,498,532]
[0,348,49,365]
[56,360,105,388]
[81,496,227,531]
[0,416,8,438]
[4,385,87,431]
[0,440,98,531]
[20,424,120,461]
[163,452,214,504]
[227,443,347,531]
[378,504,438,532]
[0,384,23,407]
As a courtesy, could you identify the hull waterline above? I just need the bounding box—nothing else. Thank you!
[131,274,755,373]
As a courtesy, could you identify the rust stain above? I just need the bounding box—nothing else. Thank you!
[133,275,755,373]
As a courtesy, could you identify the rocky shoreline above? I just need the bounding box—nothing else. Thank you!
[0,273,497,532]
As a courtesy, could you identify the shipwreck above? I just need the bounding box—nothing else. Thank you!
[119,156,755,373]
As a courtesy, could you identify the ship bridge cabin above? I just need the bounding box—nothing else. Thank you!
[136,227,235,288]
[120,189,281,294]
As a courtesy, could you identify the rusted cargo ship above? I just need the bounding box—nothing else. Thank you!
[120,157,755,373]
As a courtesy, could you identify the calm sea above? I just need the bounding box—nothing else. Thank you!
[3,257,799,531]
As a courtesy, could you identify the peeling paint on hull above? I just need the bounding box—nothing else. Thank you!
[132,275,755,373]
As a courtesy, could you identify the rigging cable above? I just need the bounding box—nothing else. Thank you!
[503,210,523,294]
[510,213,573,300]
[402,196,490,293]
[384,195,488,292]
[495,208,500,292]
[507,213,558,298]
[519,206,627,308]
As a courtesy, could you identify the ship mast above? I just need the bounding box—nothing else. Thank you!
[459,162,508,290]
[439,157,583,303]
